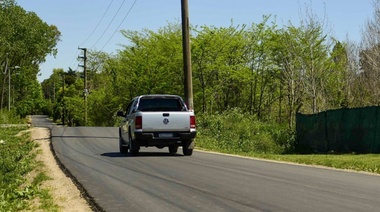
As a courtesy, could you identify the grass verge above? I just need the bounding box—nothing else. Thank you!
[196,110,380,175]
[0,126,58,211]
[256,153,380,174]
[196,148,380,175]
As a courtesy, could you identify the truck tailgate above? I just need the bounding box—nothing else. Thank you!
[141,112,190,132]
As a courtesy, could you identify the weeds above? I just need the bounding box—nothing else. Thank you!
[0,126,34,211]
[0,110,26,125]
[0,124,57,211]
[196,108,295,154]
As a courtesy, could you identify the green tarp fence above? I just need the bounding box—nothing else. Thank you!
[296,106,380,153]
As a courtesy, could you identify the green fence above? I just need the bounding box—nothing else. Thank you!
[296,106,380,153]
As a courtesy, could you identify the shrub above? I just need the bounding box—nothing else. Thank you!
[0,110,26,124]
[196,108,295,154]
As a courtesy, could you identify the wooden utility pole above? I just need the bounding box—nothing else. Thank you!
[78,47,88,126]
[181,0,194,111]
[62,74,65,125]
[6,53,9,111]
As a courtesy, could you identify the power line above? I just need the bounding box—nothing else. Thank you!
[91,0,127,49]
[68,49,80,70]
[99,0,138,51]
[71,1,113,71]
[73,0,138,74]
[80,0,115,47]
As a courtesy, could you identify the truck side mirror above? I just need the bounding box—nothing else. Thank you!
[116,110,125,117]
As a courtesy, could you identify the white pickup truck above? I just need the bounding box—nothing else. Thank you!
[117,94,196,156]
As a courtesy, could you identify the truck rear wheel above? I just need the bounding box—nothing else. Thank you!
[128,135,139,156]
[130,148,139,156]
[119,130,128,154]
[169,146,178,154]
[182,140,194,156]
[119,138,128,154]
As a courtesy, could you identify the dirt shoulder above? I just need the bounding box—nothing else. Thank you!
[31,127,93,212]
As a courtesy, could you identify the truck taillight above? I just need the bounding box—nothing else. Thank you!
[190,115,196,129]
[135,116,142,129]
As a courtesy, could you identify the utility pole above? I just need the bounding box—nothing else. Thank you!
[61,74,65,125]
[6,54,10,111]
[5,54,19,111]
[181,0,194,111]
[78,47,88,126]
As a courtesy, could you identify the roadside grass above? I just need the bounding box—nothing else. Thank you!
[0,124,58,211]
[197,110,380,175]
[196,143,380,175]
[0,110,26,124]
[243,153,380,174]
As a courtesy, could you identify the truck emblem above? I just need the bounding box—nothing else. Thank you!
[163,118,169,124]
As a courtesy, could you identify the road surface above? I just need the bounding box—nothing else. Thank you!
[31,115,380,212]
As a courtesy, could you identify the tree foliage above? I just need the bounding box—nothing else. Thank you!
[0,0,61,115]
[42,17,350,128]
[1,1,380,155]
[37,2,380,132]
[359,0,380,106]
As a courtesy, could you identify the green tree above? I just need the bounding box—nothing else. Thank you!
[0,0,60,114]
[327,41,351,108]
[243,16,280,120]
[272,7,333,126]
[192,23,247,113]
[119,23,184,96]
[360,0,380,106]
[273,26,304,128]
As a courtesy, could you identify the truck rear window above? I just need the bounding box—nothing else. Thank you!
[137,98,185,112]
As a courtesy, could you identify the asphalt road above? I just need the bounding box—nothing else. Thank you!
[31,115,380,212]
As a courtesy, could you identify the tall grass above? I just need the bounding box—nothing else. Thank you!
[196,108,295,154]
[0,114,57,211]
[0,126,35,210]
[0,110,26,124]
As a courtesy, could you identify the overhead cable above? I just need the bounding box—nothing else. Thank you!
[91,0,127,49]
[80,0,115,47]
[99,0,138,51]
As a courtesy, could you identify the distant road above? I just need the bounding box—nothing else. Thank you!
[31,115,380,212]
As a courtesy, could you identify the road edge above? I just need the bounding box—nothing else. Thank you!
[47,126,106,212]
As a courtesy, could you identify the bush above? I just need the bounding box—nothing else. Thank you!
[0,110,26,124]
[196,108,295,154]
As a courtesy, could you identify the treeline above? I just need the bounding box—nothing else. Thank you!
[0,1,375,132]
[42,12,367,128]
[0,0,60,119]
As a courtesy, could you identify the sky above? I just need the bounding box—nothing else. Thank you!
[15,0,374,82]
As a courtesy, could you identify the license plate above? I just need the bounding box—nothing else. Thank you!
[159,133,173,138]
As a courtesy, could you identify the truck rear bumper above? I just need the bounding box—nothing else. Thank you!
[134,131,196,147]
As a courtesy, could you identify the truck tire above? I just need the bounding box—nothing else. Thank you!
[169,146,178,154]
[119,130,128,154]
[128,134,139,156]
[182,140,194,156]
[119,138,128,154]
